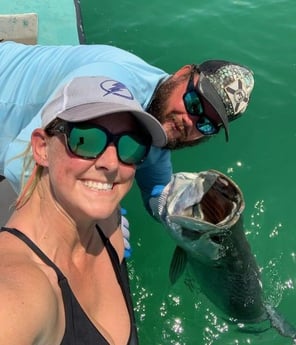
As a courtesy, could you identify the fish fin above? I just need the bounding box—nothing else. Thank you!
[169,246,188,285]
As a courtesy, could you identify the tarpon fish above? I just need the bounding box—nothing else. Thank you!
[154,170,296,340]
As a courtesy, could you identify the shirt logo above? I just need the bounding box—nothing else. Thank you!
[100,79,134,100]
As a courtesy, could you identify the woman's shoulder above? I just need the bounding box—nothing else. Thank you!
[0,228,59,297]
[0,231,63,344]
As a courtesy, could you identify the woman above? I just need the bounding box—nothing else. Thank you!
[0,76,167,345]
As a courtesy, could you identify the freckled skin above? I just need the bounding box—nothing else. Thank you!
[43,113,138,226]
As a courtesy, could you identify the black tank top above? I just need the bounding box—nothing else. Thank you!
[0,226,139,345]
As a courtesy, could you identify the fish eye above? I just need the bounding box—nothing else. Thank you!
[209,234,224,244]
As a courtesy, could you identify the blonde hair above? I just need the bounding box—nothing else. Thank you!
[14,119,62,208]
[15,144,44,209]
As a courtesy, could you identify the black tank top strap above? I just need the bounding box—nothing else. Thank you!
[96,225,122,284]
[96,225,139,345]
[0,227,65,280]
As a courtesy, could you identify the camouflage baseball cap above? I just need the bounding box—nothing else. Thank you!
[197,60,254,141]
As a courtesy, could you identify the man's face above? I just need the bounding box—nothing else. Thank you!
[147,70,222,149]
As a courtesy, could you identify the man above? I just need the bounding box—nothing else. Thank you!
[0,41,254,212]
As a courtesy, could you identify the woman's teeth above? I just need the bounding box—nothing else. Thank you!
[83,181,113,191]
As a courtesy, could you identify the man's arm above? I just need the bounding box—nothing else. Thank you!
[135,147,172,214]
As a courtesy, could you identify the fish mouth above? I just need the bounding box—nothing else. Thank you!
[167,169,245,233]
[160,170,246,261]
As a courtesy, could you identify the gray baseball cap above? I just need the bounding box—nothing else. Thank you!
[41,76,167,147]
[197,60,254,141]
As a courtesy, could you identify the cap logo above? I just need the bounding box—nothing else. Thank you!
[100,79,134,100]
[224,79,249,114]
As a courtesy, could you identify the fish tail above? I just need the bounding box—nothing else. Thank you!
[265,304,296,342]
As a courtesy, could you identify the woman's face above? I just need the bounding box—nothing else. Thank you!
[43,112,142,223]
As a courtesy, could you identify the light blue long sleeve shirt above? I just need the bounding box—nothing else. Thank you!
[0,41,172,208]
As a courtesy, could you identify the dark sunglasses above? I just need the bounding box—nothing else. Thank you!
[183,67,220,136]
[46,120,152,165]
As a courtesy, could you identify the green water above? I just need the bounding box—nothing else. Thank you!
[79,1,296,344]
[3,0,296,344]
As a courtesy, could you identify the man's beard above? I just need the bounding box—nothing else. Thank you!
[147,77,209,150]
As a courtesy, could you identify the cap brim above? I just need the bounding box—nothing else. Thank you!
[57,102,167,147]
[197,73,229,141]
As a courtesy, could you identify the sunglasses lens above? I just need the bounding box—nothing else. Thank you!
[67,123,149,164]
[118,134,149,165]
[196,117,218,135]
[182,70,220,137]
[183,91,203,116]
[68,125,106,158]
